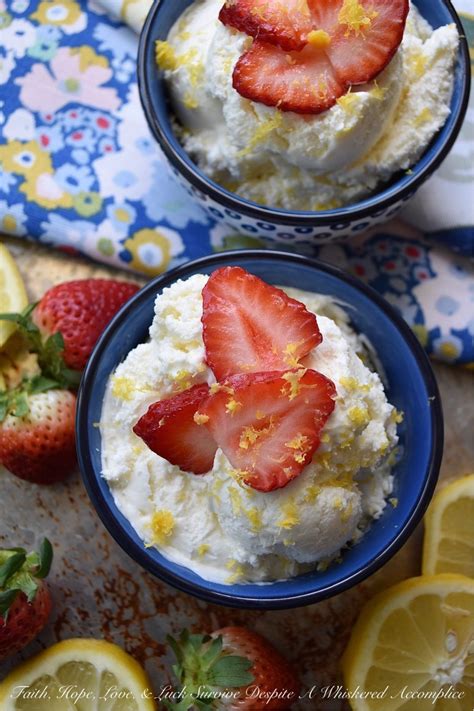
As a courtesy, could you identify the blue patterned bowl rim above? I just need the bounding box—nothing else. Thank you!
[137,0,471,225]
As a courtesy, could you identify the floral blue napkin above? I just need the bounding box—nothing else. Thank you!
[0,0,472,365]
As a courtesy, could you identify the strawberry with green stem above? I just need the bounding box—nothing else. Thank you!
[165,627,300,710]
[0,278,139,483]
[0,538,53,660]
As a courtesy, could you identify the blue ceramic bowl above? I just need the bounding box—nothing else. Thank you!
[137,0,470,245]
[77,252,443,609]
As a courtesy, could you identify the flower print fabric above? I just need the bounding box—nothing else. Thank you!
[0,0,472,366]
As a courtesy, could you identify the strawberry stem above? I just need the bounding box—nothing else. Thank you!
[0,538,53,621]
[165,630,254,710]
[0,305,81,386]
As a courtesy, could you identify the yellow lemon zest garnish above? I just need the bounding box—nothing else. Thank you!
[225,558,246,583]
[111,376,135,401]
[246,507,263,532]
[155,41,203,86]
[283,341,302,367]
[226,398,242,416]
[307,29,331,48]
[305,483,321,504]
[337,91,359,115]
[348,405,370,427]
[147,510,175,546]
[391,409,404,424]
[183,92,199,110]
[239,425,263,450]
[193,412,209,425]
[371,81,387,101]
[197,543,209,557]
[238,112,283,157]
[285,433,311,464]
[229,487,242,515]
[277,499,300,529]
[155,40,178,71]
[338,0,378,36]
[281,368,306,401]
[414,107,433,127]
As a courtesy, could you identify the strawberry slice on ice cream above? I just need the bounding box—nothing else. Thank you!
[133,383,217,475]
[202,266,322,380]
[197,369,336,492]
[222,0,409,114]
[219,0,314,51]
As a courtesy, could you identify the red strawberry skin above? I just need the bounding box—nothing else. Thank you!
[215,627,301,710]
[0,585,51,661]
[202,267,322,380]
[219,0,313,51]
[233,40,346,114]
[33,279,139,371]
[198,370,336,492]
[0,390,76,484]
[133,384,217,475]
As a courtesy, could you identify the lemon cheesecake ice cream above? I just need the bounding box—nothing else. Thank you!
[100,271,400,584]
[156,0,459,210]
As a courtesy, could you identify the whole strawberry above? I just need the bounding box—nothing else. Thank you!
[33,279,139,371]
[166,627,300,710]
[0,387,76,484]
[0,539,53,660]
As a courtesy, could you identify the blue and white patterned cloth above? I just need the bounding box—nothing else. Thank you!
[0,0,472,365]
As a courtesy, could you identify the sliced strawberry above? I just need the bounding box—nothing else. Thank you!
[202,267,322,380]
[233,40,346,114]
[133,384,217,475]
[308,0,409,85]
[197,370,336,492]
[219,0,313,51]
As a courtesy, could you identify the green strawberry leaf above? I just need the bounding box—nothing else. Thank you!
[0,589,19,619]
[12,391,29,418]
[0,552,26,588]
[0,305,81,391]
[9,570,38,603]
[0,393,8,422]
[29,375,60,395]
[208,655,254,687]
[201,636,223,667]
[36,538,53,579]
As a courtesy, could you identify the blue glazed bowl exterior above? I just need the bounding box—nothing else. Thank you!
[137,0,470,246]
[77,251,443,609]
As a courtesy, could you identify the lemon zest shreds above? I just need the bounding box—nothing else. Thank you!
[307,29,331,48]
[338,0,378,36]
[147,510,175,546]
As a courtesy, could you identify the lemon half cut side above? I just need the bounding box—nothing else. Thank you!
[342,574,474,711]
[0,242,28,348]
[423,474,474,578]
[0,638,156,711]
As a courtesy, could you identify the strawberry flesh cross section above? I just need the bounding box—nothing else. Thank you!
[197,369,336,492]
[219,0,314,51]
[133,383,217,475]
[201,266,322,380]
[221,0,409,114]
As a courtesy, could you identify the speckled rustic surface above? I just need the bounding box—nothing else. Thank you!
[0,235,473,709]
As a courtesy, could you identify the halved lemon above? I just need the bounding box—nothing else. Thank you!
[423,475,474,578]
[0,638,156,710]
[342,574,474,710]
[0,242,28,348]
